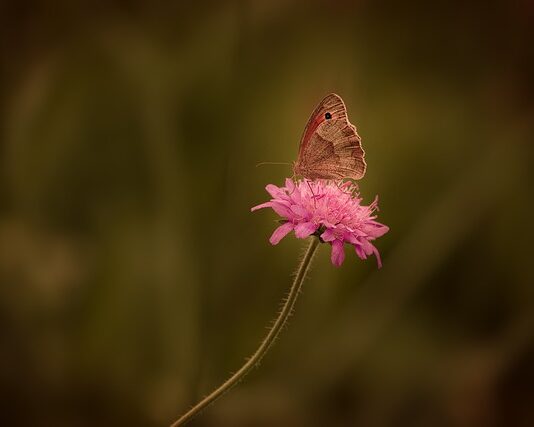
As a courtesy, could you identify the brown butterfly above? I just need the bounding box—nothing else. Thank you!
[293,93,366,180]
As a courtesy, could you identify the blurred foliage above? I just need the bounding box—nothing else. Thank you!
[0,1,533,426]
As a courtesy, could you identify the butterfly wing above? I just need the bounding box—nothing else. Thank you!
[294,93,366,180]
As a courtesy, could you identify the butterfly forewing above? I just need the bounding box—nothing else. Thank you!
[294,93,366,180]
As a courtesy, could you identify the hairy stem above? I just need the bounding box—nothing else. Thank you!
[170,237,320,426]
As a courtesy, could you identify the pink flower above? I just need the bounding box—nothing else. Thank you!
[252,179,389,267]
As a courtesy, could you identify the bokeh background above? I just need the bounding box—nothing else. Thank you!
[1,1,533,426]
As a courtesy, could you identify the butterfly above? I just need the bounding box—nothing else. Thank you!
[293,93,366,181]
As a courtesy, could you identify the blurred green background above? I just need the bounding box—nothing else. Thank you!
[1,1,533,426]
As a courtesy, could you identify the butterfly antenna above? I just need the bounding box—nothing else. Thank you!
[255,161,292,168]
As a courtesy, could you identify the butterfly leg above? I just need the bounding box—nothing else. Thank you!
[288,171,298,195]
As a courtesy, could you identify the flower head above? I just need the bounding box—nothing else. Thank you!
[252,178,389,267]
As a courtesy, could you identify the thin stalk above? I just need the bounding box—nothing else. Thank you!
[170,237,320,426]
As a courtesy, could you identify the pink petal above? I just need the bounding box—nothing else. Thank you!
[320,228,336,242]
[285,178,295,192]
[290,184,303,204]
[331,240,345,267]
[251,202,272,212]
[345,233,362,245]
[362,222,390,238]
[269,222,294,245]
[372,245,383,268]
[270,202,293,218]
[354,244,367,260]
[266,184,283,198]
[294,221,317,238]
[375,224,390,237]
[361,239,375,256]
[291,204,309,218]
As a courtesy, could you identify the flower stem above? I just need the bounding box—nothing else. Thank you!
[170,237,320,426]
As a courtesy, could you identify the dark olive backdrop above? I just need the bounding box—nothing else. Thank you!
[1,1,532,426]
